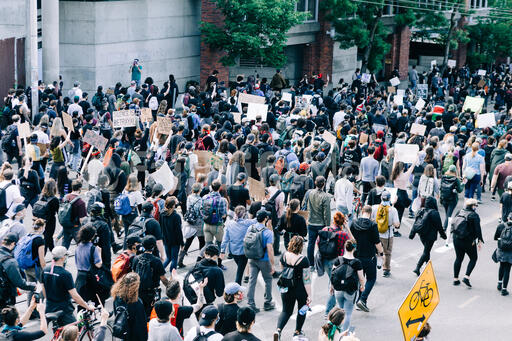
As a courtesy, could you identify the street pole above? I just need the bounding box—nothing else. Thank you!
[28,0,39,117]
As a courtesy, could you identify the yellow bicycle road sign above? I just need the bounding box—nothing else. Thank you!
[398,261,440,341]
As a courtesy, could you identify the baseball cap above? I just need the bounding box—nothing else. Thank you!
[256,209,270,221]
[505,153,512,161]
[199,305,219,326]
[224,282,246,295]
[381,191,391,205]
[51,246,68,260]
[142,201,154,212]
[6,203,25,218]
[154,300,173,320]
[237,307,256,328]
[2,233,18,245]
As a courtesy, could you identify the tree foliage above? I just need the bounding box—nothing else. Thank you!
[200,0,307,67]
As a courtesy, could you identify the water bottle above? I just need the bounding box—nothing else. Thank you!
[377,257,383,269]
[298,305,310,315]
[279,286,288,294]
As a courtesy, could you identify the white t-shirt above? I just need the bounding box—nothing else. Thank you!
[87,159,104,187]
[124,190,144,208]
[34,130,50,145]
[333,110,346,129]
[0,180,23,211]
[148,319,182,341]
[184,326,223,341]
[371,204,400,239]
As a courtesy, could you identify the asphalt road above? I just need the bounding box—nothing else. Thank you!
[19,189,508,341]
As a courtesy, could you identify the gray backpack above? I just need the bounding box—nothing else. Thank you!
[243,224,265,260]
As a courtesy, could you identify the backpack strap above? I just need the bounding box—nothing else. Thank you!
[269,190,282,202]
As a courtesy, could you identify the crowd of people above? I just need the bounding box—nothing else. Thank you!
[0,60,511,341]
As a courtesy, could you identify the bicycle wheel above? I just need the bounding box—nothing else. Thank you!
[79,322,114,341]
[423,288,434,307]
[409,291,420,310]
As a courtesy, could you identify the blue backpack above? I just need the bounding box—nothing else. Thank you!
[114,194,132,216]
[14,234,38,270]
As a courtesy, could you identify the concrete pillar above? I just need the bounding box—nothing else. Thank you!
[42,0,59,84]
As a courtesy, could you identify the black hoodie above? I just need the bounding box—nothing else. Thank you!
[350,217,380,258]
[411,197,447,242]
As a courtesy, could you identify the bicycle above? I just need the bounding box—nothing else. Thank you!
[47,308,113,341]
[352,195,363,218]
[408,280,434,311]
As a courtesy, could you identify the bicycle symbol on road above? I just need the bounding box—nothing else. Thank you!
[409,280,434,311]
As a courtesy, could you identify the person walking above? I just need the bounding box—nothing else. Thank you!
[335,167,356,225]
[371,191,399,277]
[451,199,483,288]
[409,197,447,275]
[306,176,331,268]
[276,199,307,250]
[330,239,365,332]
[462,142,486,200]
[179,183,205,268]
[220,206,256,285]
[391,160,414,223]
[359,146,379,204]
[202,180,228,257]
[494,213,512,296]
[274,236,311,340]
[491,153,512,198]
[440,165,464,230]
[74,224,103,306]
[159,197,184,272]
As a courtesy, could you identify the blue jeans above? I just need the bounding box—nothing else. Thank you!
[307,225,323,265]
[465,174,481,199]
[409,187,418,214]
[337,205,352,226]
[324,258,337,315]
[163,245,180,272]
[411,79,417,91]
[335,290,357,331]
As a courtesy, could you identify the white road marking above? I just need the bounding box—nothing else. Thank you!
[458,295,480,308]
[435,243,453,254]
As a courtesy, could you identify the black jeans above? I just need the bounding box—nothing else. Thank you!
[442,201,457,231]
[359,256,377,303]
[499,262,512,288]
[183,235,206,253]
[277,287,308,333]
[453,238,478,278]
[416,237,435,270]
[361,181,374,205]
[232,254,248,285]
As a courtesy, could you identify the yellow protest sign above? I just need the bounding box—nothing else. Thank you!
[398,261,439,341]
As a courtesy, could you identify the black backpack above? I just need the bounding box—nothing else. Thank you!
[277,255,303,289]
[183,263,205,304]
[0,183,13,218]
[1,126,17,153]
[411,208,429,235]
[331,258,358,293]
[499,225,512,251]
[134,254,154,293]
[290,177,306,202]
[440,177,457,202]
[192,326,216,341]
[127,216,152,239]
[317,229,338,260]
[264,190,282,227]
[451,210,472,240]
[112,302,129,338]
[32,197,49,220]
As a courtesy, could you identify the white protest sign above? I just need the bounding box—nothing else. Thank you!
[322,131,337,145]
[395,144,420,164]
[247,103,268,121]
[462,96,485,115]
[390,77,400,87]
[302,94,313,104]
[397,89,405,97]
[361,73,371,83]
[410,123,427,136]
[238,93,266,105]
[415,98,426,111]
[431,60,437,68]
[477,69,487,76]
[282,92,292,103]
[113,110,136,128]
[394,95,403,106]
[149,163,177,195]
[476,113,496,128]
[417,84,428,99]
[447,59,456,68]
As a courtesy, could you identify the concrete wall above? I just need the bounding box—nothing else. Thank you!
[332,44,358,86]
[0,1,26,40]
[60,0,201,93]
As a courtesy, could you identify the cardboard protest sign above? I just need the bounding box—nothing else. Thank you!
[390,77,400,87]
[415,98,426,111]
[447,59,456,68]
[387,86,396,94]
[322,131,337,145]
[140,108,153,123]
[477,69,486,76]
[247,103,268,121]
[157,117,173,134]
[359,133,369,144]
[210,154,223,171]
[113,110,136,128]
[62,112,74,131]
[395,144,419,164]
[149,163,177,195]
[282,92,293,103]
[410,123,427,136]
[17,122,31,139]
[394,95,404,106]
[238,93,266,105]
[462,96,485,115]
[83,130,108,151]
[417,84,428,99]
[194,151,213,166]
[248,177,266,202]
[477,79,486,88]
[361,73,371,83]
[476,113,496,128]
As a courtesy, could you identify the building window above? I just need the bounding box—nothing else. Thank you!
[296,0,318,22]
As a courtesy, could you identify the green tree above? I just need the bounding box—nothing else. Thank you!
[200,0,307,67]
[322,0,390,73]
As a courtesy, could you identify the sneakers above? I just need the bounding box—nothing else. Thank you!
[356,300,370,312]
[462,277,472,288]
[408,212,415,219]
[243,276,249,284]
[413,268,420,277]
[383,270,391,278]
[273,330,281,341]
[394,231,402,237]
[248,305,260,313]
[477,200,483,204]
[219,264,227,271]
[492,195,496,201]
[502,289,509,296]
[264,302,276,311]
[498,282,503,291]
[453,280,461,286]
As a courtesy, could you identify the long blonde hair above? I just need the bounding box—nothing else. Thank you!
[51,117,64,137]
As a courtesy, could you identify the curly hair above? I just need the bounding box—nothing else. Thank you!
[111,272,140,304]
[287,235,304,255]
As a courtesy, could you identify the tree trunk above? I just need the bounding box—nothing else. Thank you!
[442,7,457,73]
[361,5,384,73]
